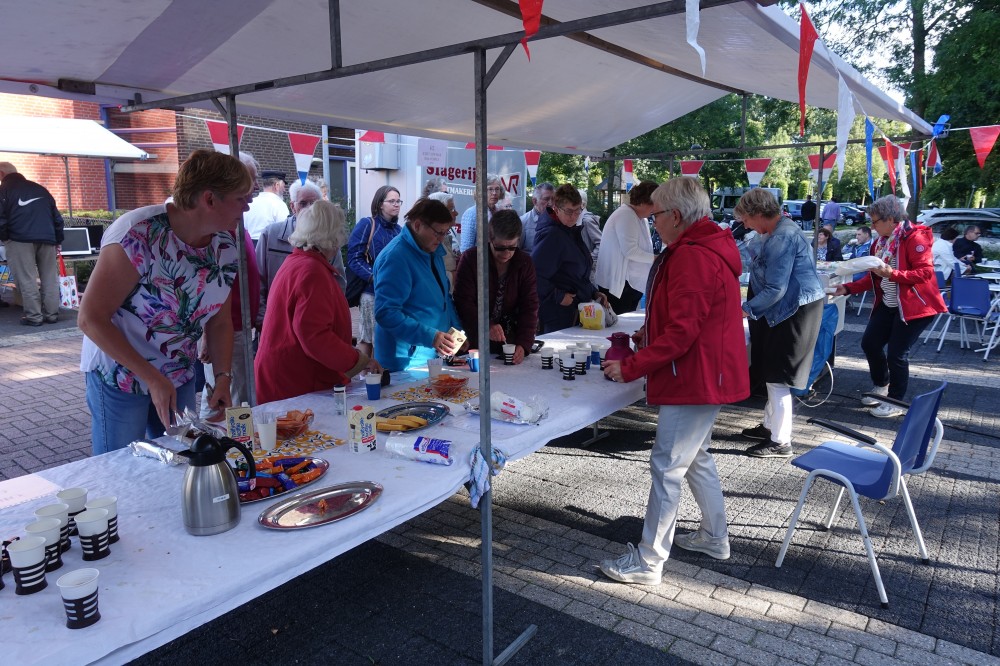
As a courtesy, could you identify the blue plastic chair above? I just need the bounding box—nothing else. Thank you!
[775,383,946,607]
[936,267,994,353]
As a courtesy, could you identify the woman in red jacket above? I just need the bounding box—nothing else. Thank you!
[598,177,749,585]
[834,195,946,418]
[255,200,381,403]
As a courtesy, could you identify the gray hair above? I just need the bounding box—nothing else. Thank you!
[422,177,447,198]
[427,191,454,206]
[237,151,260,179]
[733,188,781,221]
[0,161,18,177]
[577,189,588,207]
[486,173,502,187]
[651,177,711,225]
[288,200,347,253]
[866,195,906,224]
[290,180,322,205]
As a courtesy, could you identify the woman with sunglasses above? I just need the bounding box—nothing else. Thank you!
[531,184,609,333]
[373,198,465,372]
[453,210,539,364]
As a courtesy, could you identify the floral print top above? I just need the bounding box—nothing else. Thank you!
[80,204,238,394]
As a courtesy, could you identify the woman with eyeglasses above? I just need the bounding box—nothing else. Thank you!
[373,198,465,371]
[453,210,539,364]
[531,184,609,333]
[833,195,945,418]
[595,181,658,314]
[347,186,403,359]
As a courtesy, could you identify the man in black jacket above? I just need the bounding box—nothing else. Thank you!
[800,195,817,231]
[0,162,64,325]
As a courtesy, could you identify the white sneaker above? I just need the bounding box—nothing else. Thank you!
[673,531,731,560]
[860,385,889,407]
[599,543,661,585]
[870,402,905,418]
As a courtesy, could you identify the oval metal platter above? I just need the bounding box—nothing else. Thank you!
[257,481,383,530]
[376,401,450,431]
[238,457,330,505]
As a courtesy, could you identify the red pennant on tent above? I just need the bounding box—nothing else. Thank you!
[807,153,836,185]
[969,125,1000,168]
[797,3,819,137]
[288,132,322,185]
[205,120,245,154]
[744,158,772,187]
[926,139,942,179]
[358,131,385,143]
[465,143,505,150]
[518,0,544,60]
[883,139,897,193]
[680,160,704,176]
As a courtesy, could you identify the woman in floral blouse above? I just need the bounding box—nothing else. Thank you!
[79,150,253,454]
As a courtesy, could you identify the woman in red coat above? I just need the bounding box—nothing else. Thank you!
[599,177,749,586]
[453,210,539,364]
[255,200,380,403]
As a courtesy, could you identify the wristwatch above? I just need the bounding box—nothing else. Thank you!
[214,370,233,381]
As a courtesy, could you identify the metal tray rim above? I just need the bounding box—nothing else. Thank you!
[376,401,450,431]
[257,480,384,530]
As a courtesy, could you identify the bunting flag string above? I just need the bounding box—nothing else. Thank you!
[204,120,245,154]
[524,151,541,186]
[465,143,505,151]
[744,158,772,188]
[926,139,942,181]
[911,147,921,196]
[797,3,819,137]
[896,142,910,201]
[518,0,543,61]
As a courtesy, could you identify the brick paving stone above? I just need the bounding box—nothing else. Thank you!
[815,655,854,666]
[694,611,758,643]
[752,631,821,665]
[803,599,869,630]
[589,578,650,604]
[638,591,698,619]
[538,545,587,567]
[492,571,528,594]
[676,589,736,618]
[894,643,962,666]
[866,618,938,652]
[670,638,738,666]
[571,542,616,563]
[506,547,556,571]
[663,569,719,597]
[787,626,856,661]
[826,622,897,656]
[562,599,620,630]
[748,584,810,611]
[616,618,678,651]
[766,602,831,634]
[712,586,772,616]
[553,580,612,608]
[935,640,1000,666]
[711,635,779,666]
[563,527,612,549]
[601,597,661,627]
[653,614,718,647]
[517,582,571,611]
[854,647,912,666]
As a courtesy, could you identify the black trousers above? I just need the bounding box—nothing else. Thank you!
[860,303,934,400]
[600,281,643,314]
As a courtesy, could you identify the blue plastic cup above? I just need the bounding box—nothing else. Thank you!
[467,350,480,372]
[365,374,382,400]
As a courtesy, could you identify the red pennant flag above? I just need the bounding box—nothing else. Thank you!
[915,148,924,195]
[744,158,772,188]
[465,143,504,150]
[358,131,385,143]
[926,139,942,179]
[519,0,544,60]
[288,132,322,185]
[969,125,1000,168]
[883,139,897,193]
[807,153,836,185]
[205,120,245,154]
[680,160,704,176]
[797,4,819,137]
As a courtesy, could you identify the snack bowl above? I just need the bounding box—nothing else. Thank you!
[428,374,469,398]
[276,409,314,441]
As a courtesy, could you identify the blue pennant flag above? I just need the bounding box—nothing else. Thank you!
[865,118,875,201]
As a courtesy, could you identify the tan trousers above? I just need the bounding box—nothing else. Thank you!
[6,241,60,323]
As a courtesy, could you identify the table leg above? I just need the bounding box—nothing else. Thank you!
[578,423,609,448]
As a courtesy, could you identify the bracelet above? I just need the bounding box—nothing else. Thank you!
[214,371,233,381]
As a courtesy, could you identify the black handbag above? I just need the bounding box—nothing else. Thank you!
[344,217,376,308]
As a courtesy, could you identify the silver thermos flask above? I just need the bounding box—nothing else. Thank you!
[179,433,256,536]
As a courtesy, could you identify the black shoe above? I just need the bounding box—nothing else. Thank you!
[0,300,9,308]
[741,424,771,441]
[20,318,43,327]
[43,316,58,324]
[746,442,793,458]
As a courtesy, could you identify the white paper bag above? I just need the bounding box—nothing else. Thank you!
[59,275,80,309]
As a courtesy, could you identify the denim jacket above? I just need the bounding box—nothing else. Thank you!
[743,217,825,326]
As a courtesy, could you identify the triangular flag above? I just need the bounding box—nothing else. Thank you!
[524,150,541,186]
[680,160,704,176]
[807,153,837,186]
[911,147,922,196]
[622,160,634,192]
[896,143,910,203]
[969,125,1000,168]
[518,0,544,61]
[686,0,706,77]
[797,3,819,137]
[584,156,590,176]
[465,143,505,151]
[865,118,876,200]
[883,139,897,193]
[358,130,385,143]
[205,120,245,154]
[835,74,855,182]
[744,158,772,188]
[926,139,943,180]
[288,132,321,186]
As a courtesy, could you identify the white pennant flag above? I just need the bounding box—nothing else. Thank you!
[686,0,706,76]
[835,74,855,182]
[896,145,910,205]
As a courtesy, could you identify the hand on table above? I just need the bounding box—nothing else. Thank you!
[594,291,610,308]
[602,359,625,383]
[488,324,507,343]
[365,357,383,375]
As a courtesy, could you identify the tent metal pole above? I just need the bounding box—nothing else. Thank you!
[813,144,824,251]
[225,94,257,406]
[329,0,342,69]
[740,93,748,149]
[62,156,74,219]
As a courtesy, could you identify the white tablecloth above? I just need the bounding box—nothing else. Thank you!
[0,315,647,665]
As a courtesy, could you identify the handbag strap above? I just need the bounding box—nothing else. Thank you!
[364,216,377,264]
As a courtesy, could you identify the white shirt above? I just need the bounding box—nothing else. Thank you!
[244,191,290,241]
[932,238,955,280]
[594,204,655,298]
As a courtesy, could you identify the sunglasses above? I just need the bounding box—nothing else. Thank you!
[491,242,518,252]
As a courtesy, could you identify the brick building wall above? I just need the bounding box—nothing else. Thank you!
[105,108,179,210]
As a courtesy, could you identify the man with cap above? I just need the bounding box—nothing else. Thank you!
[244,170,289,242]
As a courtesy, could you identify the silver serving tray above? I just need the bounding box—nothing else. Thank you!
[376,401,450,431]
[239,457,330,505]
[257,481,383,530]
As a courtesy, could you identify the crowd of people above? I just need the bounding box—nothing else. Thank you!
[57,148,962,587]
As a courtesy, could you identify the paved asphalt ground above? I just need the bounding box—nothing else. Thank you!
[3,290,1000,666]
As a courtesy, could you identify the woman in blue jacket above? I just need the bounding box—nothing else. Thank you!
[373,198,464,372]
[531,185,609,333]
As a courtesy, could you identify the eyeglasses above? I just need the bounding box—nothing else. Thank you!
[650,210,666,219]
[425,223,452,238]
[869,217,884,225]
[491,242,518,253]
[558,206,583,218]
[385,199,403,206]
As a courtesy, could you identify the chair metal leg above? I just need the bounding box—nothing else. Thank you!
[855,291,866,316]
[822,487,845,530]
[899,479,930,564]
[936,315,954,352]
[922,313,944,344]
[776,473,817,568]
[846,488,889,607]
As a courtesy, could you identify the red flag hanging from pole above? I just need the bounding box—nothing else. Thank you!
[797,3,819,137]
[881,140,898,193]
[518,0,544,60]
[969,125,1000,168]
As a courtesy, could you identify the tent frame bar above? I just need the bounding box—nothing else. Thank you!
[121,0,744,115]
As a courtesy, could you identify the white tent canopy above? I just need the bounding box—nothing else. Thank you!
[0,117,149,160]
[0,1,929,155]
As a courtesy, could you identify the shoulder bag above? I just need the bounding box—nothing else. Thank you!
[344,217,376,307]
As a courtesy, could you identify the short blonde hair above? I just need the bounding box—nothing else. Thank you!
[172,149,252,210]
[288,200,347,253]
[734,188,781,220]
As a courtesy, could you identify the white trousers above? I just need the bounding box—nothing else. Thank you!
[638,404,728,572]
[763,383,793,445]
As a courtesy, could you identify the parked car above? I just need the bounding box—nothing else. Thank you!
[919,208,1000,251]
[840,203,866,225]
[783,199,805,221]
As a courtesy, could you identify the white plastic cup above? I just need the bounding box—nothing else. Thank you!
[8,535,46,568]
[598,342,611,361]
[502,343,516,365]
[57,568,100,600]
[34,503,70,527]
[256,413,278,453]
[86,496,119,543]
[427,358,444,378]
[74,508,109,538]
[57,488,88,513]
[25,518,61,547]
